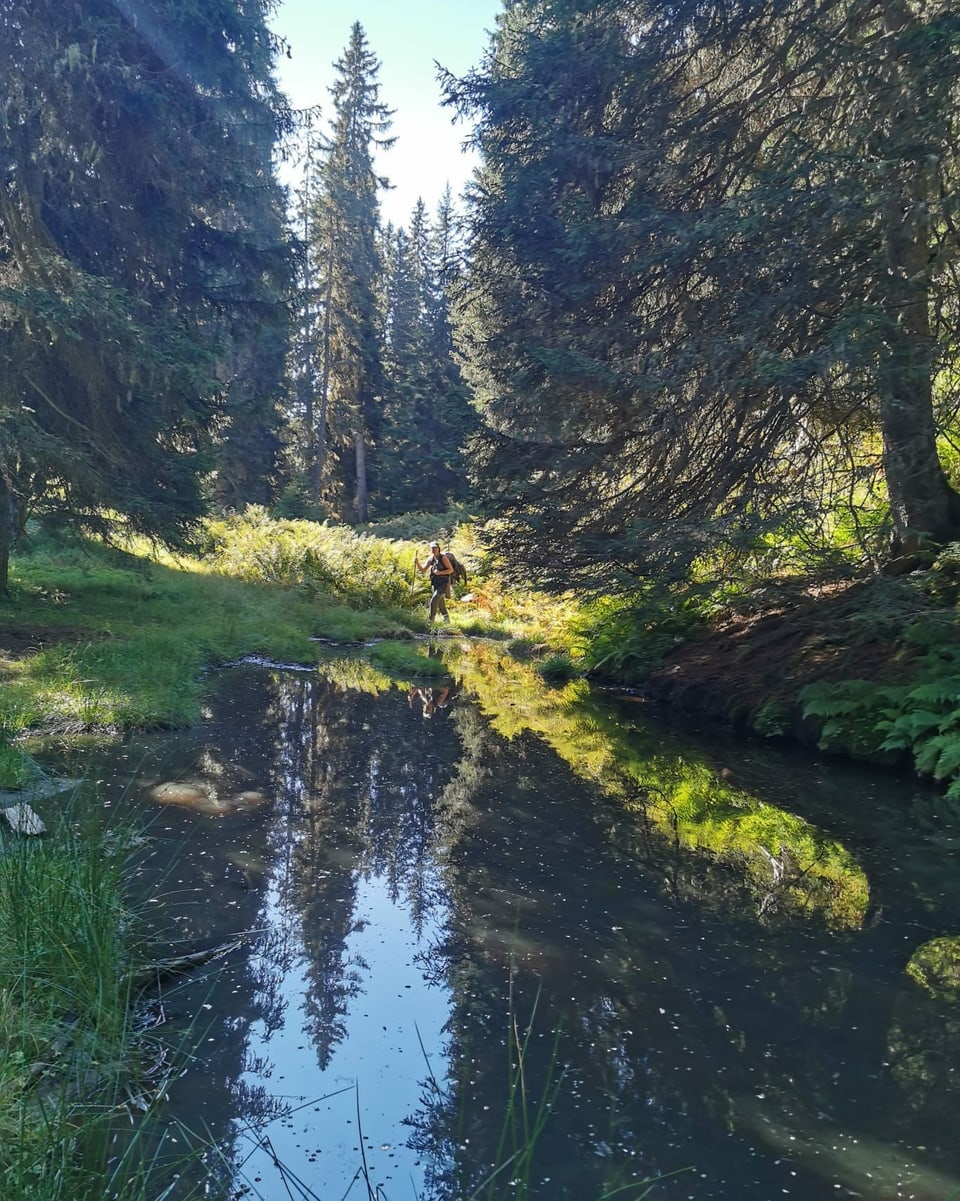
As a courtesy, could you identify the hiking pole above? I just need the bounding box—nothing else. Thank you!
[410,551,418,596]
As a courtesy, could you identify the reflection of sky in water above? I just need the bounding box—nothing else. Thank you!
[235,872,451,1198]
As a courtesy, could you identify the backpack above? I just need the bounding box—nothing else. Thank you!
[443,552,468,587]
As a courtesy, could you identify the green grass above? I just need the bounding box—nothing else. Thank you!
[0,533,410,746]
[370,639,451,677]
[0,514,587,789]
[0,805,199,1201]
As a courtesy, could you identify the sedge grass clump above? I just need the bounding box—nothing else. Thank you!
[0,807,157,1201]
[0,744,38,790]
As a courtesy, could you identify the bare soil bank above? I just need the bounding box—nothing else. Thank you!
[642,580,912,741]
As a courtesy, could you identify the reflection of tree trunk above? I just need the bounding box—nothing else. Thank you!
[833,936,909,1127]
[0,474,26,596]
[355,429,368,523]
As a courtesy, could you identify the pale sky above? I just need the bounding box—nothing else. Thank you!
[269,0,503,228]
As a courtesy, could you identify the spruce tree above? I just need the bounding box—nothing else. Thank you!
[378,195,476,515]
[0,0,294,589]
[308,22,393,522]
[452,0,960,586]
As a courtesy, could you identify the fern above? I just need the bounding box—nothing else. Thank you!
[933,737,960,781]
[906,678,960,705]
[877,725,913,752]
[892,709,947,741]
[801,680,881,717]
[915,733,955,776]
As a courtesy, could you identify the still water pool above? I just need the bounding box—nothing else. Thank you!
[38,646,960,1200]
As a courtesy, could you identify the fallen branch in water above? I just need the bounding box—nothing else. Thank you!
[129,935,248,992]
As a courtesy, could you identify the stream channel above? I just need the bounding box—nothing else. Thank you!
[31,640,960,1201]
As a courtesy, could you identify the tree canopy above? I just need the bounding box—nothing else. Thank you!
[451,0,960,589]
[0,0,293,589]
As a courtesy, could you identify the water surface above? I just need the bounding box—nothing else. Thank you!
[40,649,960,1201]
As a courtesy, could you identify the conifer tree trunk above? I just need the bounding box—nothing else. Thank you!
[312,240,335,506]
[0,476,13,595]
[875,2,960,552]
[355,430,368,523]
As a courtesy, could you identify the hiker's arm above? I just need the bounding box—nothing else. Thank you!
[438,555,454,576]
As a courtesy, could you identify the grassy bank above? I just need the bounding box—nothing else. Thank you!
[0,511,581,787]
[0,809,179,1201]
[8,509,960,798]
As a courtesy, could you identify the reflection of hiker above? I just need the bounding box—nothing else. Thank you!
[434,685,454,714]
[416,540,454,624]
[407,683,457,720]
[408,684,436,718]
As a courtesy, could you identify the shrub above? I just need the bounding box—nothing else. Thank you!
[573,588,705,683]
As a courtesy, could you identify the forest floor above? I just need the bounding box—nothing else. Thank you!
[642,577,918,740]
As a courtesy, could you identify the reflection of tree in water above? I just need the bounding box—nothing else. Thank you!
[408,712,701,1198]
[147,660,960,1201]
[121,668,317,1196]
[888,979,960,1141]
[271,673,460,1068]
[401,690,960,1201]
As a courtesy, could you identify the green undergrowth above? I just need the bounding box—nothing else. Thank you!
[571,587,707,683]
[802,645,960,795]
[370,640,452,678]
[1,542,333,743]
[798,565,960,794]
[444,642,870,929]
[200,505,581,648]
[0,514,583,784]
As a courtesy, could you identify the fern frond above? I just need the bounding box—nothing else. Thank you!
[933,738,960,781]
[906,679,960,705]
[915,734,952,775]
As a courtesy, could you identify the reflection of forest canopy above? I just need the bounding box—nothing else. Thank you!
[386,678,959,1201]
[150,663,960,1201]
[443,644,870,928]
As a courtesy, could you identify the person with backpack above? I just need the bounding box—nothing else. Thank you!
[416,540,454,624]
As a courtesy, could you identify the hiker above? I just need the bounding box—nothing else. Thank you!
[416,540,454,624]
